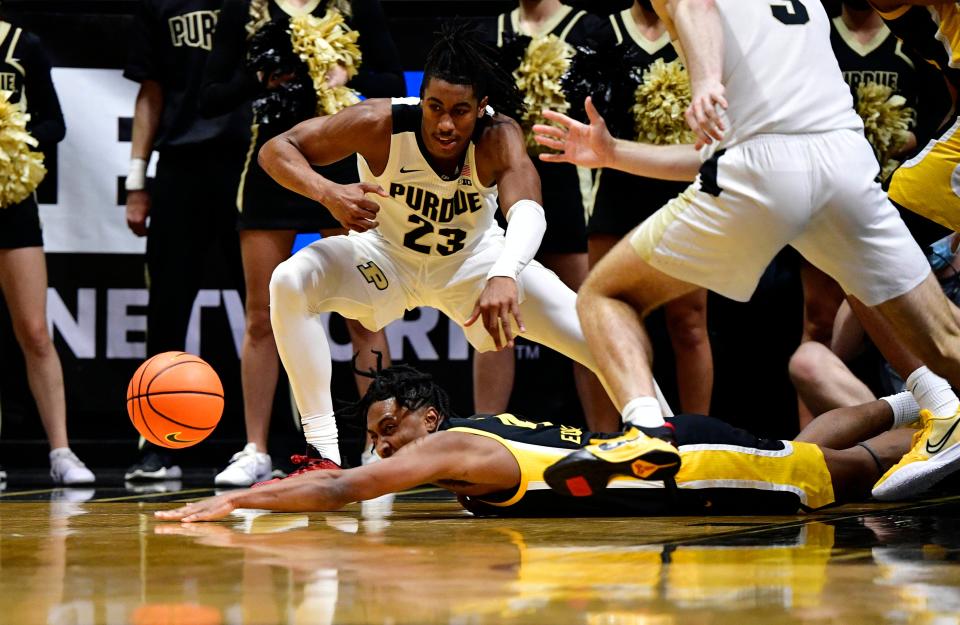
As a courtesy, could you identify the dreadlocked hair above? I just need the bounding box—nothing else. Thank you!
[333,354,454,428]
[422,20,526,120]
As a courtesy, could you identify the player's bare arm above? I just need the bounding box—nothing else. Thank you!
[155,431,518,522]
[660,0,728,148]
[466,116,546,350]
[126,79,163,237]
[533,97,702,181]
[258,99,393,232]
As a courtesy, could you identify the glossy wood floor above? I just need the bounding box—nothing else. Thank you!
[3,473,960,625]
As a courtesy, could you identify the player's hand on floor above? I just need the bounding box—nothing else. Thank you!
[533,97,615,169]
[154,494,238,523]
[687,80,728,149]
[466,276,525,350]
[126,190,150,237]
[320,182,388,232]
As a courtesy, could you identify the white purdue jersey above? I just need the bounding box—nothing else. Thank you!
[357,97,502,257]
[702,0,864,155]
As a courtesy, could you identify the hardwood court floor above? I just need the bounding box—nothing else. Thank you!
[3,474,960,625]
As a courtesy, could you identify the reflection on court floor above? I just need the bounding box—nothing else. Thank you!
[3,482,960,624]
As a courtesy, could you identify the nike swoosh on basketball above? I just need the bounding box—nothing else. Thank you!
[926,417,960,454]
[400,166,422,173]
[165,432,198,444]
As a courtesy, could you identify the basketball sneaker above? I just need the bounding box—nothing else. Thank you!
[544,426,680,497]
[215,443,272,487]
[125,449,182,481]
[253,444,340,487]
[872,408,960,500]
[0,464,6,483]
[49,448,96,486]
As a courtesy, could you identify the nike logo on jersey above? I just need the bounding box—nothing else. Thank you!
[926,417,960,455]
[165,432,198,444]
[400,166,423,174]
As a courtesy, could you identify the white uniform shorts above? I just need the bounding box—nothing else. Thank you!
[630,129,930,306]
[278,228,584,354]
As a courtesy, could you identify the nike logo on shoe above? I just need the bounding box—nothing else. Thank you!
[400,166,422,174]
[165,432,198,444]
[926,417,960,454]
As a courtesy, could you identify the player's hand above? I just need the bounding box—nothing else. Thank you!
[326,63,349,88]
[686,79,728,149]
[154,493,238,523]
[465,276,525,350]
[126,190,150,237]
[319,181,388,232]
[533,96,615,168]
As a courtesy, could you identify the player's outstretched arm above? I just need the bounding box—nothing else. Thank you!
[258,99,391,232]
[533,97,701,181]
[154,433,474,522]
[467,118,545,349]
[665,0,727,148]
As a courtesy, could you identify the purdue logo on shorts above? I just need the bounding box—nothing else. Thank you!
[357,261,389,291]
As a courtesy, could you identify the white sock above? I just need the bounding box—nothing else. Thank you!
[880,391,921,429]
[301,412,341,466]
[621,396,665,428]
[906,366,960,417]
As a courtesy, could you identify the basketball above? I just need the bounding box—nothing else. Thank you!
[126,351,224,449]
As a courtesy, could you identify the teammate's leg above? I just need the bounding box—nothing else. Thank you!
[0,246,94,484]
[664,290,713,414]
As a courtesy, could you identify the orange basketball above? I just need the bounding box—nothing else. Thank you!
[126,351,224,449]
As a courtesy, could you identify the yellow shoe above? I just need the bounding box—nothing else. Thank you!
[872,408,960,501]
[543,427,681,497]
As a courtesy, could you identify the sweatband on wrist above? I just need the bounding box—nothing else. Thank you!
[486,199,546,280]
[125,158,148,191]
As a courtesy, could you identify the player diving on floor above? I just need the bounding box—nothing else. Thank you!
[156,363,927,522]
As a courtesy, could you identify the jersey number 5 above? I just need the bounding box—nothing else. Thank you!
[770,0,808,25]
[403,214,467,256]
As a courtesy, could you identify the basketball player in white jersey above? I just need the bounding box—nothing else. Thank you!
[534,0,960,501]
[256,23,675,476]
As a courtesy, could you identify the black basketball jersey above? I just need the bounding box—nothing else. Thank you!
[874,4,960,90]
[830,17,919,108]
[0,23,64,153]
[441,413,835,517]
[493,5,614,50]
[125,0,248,149]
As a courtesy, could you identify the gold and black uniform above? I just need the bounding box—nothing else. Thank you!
[442,413,835,517]
[201,0,405,231]
[0,24,65,250]
[588,9,688,238]
[873,2,960,231]
[489,7,614,254]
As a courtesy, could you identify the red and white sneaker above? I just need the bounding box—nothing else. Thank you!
[253,445,340,487]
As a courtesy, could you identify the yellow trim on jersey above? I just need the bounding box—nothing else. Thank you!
[447,425,569,507]
[874,5,910,20]
[621,9,671,56]
[608,14,624,46]
[236,123,260,212]
[889,115,960,230]
[832,16,891,58]
[509,5,573,39]
[674,440,835,509]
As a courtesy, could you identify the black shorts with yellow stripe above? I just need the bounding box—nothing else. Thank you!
[452,413,834,517]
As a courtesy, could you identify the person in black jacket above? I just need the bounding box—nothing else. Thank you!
[122,0,249,483]
[200,0,405,485]
[0,22,95,486]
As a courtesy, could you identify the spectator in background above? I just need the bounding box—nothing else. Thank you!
[122,0,248,483]
[588,0,713,415]
[482,0,619,430]
[201,0,405,485]
[0,21,94,486]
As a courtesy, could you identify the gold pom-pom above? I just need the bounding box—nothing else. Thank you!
[855,82,915,180]
[289,9,362,116]
[0,91,46,209]
[514,35,575,151]
[631,58,695,145]
[246,0,271,39]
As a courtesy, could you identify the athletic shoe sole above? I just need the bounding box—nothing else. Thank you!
[214,471,273,488]
[124,466,183,481]
[872,441,960,501]
[544,445,681,497]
